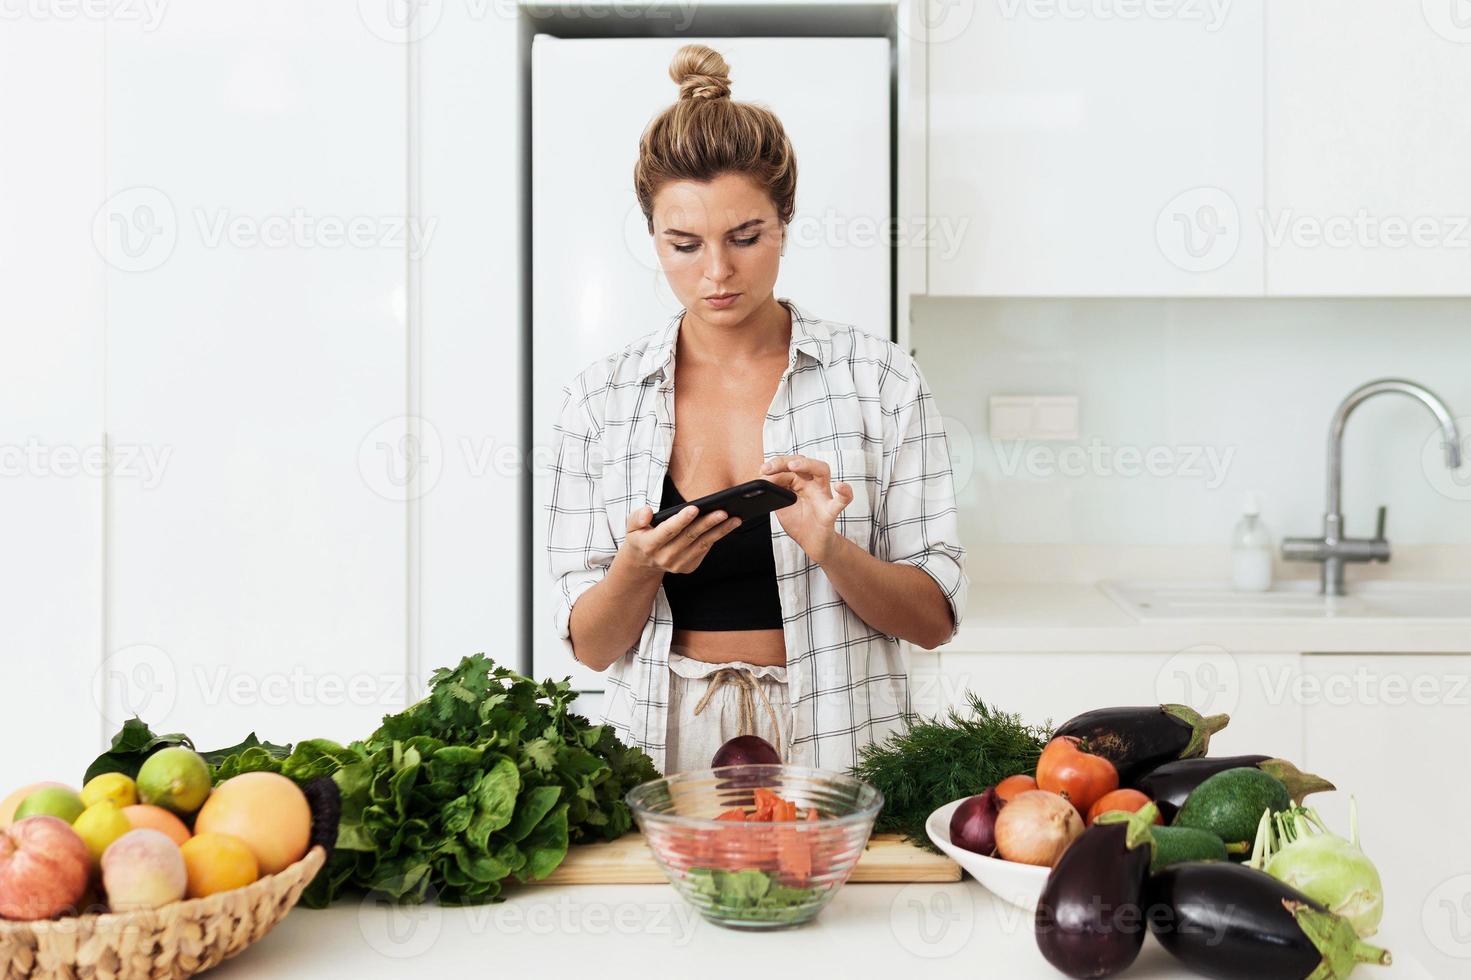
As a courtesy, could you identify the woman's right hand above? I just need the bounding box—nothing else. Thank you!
[620,504,743,574]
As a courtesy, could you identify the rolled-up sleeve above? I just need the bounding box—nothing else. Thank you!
[875,358,969,646]
[546,381,618,665]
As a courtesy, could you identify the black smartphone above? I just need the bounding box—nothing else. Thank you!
[650,478,797,528]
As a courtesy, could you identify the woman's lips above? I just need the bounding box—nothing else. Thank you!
[705,293,740,309]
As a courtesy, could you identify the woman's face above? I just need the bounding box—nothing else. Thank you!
[649,172,784,324]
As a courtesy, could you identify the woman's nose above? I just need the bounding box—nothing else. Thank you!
[704,244,735,281]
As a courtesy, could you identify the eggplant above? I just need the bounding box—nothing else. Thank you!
[1033,804,1158,978]
[1145,862,1391,980]
[1133,756,1336,822]
[1052,704,1229,783]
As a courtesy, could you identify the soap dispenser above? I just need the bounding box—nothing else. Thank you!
[1231,492,1274,592]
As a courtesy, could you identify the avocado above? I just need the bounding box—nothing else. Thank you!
[1172,767,1291,846]
[1148,825,1229,873]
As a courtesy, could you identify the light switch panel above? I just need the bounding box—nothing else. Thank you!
[989,395,1080,441]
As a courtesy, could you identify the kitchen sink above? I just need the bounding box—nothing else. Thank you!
[1100,579,1471,622]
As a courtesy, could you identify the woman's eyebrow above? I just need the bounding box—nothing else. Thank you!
[662,218,765,238]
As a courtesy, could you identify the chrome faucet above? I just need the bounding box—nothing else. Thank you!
[1282,379,1463,597]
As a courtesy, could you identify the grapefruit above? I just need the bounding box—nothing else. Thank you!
[194,773,310,875]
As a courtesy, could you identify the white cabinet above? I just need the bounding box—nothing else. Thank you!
[925,2,1265,296]
[1301,654,1471,977]
[0,17,106,783]
[1266,4,1471,295]
[102,7,410,748]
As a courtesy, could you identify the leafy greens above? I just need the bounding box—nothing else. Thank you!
[97,654,658,908]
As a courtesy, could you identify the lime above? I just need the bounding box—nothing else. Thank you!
[14,786,85,824]
[74,801,133,866]
[136,748,212,816]
[81,772,138,809]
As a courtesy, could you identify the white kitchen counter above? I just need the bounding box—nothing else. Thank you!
[208,879,1433,979]
[949,584,1471,654]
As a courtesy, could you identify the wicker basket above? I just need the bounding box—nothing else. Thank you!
[0,844,325,980]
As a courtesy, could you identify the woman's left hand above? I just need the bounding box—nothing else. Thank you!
[758,454,852,564]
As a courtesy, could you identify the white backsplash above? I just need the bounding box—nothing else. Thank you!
[910,297,1471,581]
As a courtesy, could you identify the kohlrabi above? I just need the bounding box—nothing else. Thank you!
[1248,797,1384,938]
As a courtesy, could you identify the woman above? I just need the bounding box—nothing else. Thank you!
[546,44,967,775]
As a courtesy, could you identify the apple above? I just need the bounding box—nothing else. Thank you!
[0,815,90,920]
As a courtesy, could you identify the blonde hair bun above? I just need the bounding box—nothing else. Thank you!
[634,43,796,230]
[670,43,732,101]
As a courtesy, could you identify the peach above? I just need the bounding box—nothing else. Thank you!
[100,829,187,912]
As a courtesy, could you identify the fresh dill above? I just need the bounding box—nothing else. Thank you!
[850,694,1052,851]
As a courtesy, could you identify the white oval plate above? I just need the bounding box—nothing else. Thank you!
[925,797,1050,911]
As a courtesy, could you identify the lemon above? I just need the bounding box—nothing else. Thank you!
[73,801,134,866]
[136,747,212,816]
[81,772,138,810]
[180,833,259,898]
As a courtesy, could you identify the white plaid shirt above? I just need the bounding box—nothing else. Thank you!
[545,297,968,774]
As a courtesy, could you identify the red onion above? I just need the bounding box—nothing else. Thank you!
[711,735,782,769]
[949,787,1002,856]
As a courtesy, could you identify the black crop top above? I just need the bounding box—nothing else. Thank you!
[658,470,785,631]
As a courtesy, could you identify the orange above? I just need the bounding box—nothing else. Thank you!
[121,804,192,846]
[180,833,258,898]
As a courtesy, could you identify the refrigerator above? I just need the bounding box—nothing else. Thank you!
[531,35,892,701]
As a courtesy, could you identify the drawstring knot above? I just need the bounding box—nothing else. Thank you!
[691,667,783,751]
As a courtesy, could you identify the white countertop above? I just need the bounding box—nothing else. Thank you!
[208,879,1433,979]
[949,584,1471,654]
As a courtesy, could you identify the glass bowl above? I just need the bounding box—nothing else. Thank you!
[625,764,883,930]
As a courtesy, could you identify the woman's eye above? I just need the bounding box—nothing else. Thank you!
[673,243,698,254]
[735,235,759,247]
[671,235,759,254]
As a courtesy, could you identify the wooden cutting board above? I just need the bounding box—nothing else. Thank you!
[533,833,960,885]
